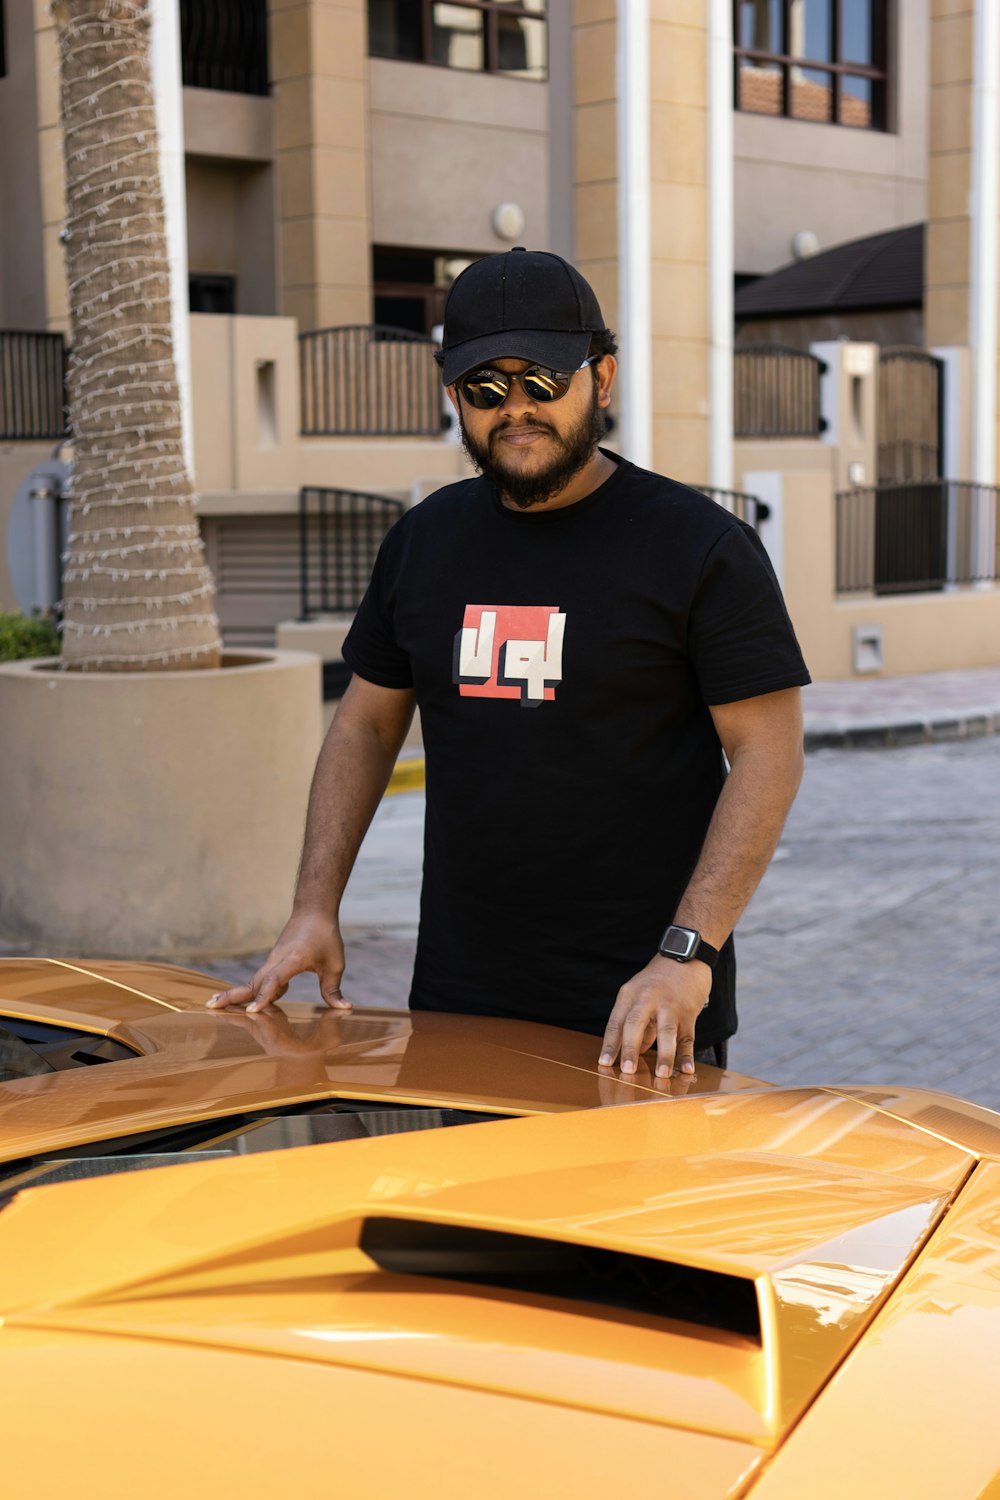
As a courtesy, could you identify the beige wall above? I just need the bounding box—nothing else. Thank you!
[924,1,973,349]
[734,1,929,274]
[190,313,300,492]
[29,0,68,332]
[572,1,617,353]
[182,86,273,161]
[185,158,277,315]
[649,6,711,484]
[189,312,468,502]
[369,59,549,253]
[269,0,371,331]
[734,451,1000,680]
[923,1,1000,498]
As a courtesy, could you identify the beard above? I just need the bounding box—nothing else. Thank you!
[458,385,608,509]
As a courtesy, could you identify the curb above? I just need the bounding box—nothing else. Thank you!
[804,710,1000,751]
[387,756,426,795]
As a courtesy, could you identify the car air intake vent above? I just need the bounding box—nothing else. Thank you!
[361,1219,761,1341]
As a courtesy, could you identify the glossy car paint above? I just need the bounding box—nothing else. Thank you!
[0,957,769,1162]
[2,959,1000,1497]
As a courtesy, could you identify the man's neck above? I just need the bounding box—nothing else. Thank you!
[499,448,617,513]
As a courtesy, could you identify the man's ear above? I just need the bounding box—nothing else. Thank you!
[595,354,617,409]
[445,384,460,417]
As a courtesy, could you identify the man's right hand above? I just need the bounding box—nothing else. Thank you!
[206,912,351,1013]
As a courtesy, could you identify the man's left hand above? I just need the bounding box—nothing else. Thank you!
[599,955,712,1078]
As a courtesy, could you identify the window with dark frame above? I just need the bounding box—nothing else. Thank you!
[189,273,237,315]
[179,0,270,97]
[734,0,888,130]
[372,246,479,336]
[368,0,547,81]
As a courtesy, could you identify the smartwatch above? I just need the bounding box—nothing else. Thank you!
[657,924,720,971]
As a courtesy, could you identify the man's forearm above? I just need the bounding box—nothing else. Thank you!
[293,681,415,916]
[673,738,803,949]
[601,688,804,1074]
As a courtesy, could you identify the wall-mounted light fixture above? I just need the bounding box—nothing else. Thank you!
[492,202,526,241]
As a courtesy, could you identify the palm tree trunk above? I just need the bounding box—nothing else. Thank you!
[55,0,221,670]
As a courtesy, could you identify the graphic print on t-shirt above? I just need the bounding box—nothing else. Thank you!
[453,604,566,707]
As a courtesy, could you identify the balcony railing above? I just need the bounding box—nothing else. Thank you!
[298,486,406,620]
[180,0,269,96]
[0,331,68,440]
[695,486,770,531]
[734,344,827,439]
[836,480,1000,595]
[299,325,444,438]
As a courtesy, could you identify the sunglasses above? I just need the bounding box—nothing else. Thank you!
[457,357,599,410]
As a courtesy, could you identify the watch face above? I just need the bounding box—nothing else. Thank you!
[660,927,698,961]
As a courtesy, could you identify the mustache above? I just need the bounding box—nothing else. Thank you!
[490,418,559,444]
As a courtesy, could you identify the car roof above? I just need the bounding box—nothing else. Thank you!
[0,957,770,1161]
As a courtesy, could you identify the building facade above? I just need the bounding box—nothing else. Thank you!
[1,0,998,680]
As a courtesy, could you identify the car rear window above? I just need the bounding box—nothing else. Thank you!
[0,1101,503,1210]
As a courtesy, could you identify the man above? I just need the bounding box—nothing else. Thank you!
[210,248,809,1078]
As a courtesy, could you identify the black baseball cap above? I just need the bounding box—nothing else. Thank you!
[439,247,607,385]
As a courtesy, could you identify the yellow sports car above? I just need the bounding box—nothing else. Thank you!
[1,957,999,1498]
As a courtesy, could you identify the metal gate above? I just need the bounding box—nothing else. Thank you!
[875,348,946,593]
[878,347,944,482]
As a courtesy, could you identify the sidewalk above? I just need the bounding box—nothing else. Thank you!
[802,665,1000,749]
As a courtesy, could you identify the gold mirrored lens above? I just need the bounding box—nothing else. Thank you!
[462,371,509,405]
[521,371,565,401]
[460,366,573,408]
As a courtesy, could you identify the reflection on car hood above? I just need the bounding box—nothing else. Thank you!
[4,963,1000,1496]
[0,957,770,1162]
[0,1084,993,1499]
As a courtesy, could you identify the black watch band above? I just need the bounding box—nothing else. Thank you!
[657,924,720,970]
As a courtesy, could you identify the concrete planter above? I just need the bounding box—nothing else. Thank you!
[0,650,321,958]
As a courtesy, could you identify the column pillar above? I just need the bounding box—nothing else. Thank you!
[572,1,713,485]
[270,0,371,331]
[32,0,70,333]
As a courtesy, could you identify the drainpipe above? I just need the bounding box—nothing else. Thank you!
[708,0,734,491]
[30,475,64,612]
[969,0,999,580]
[616,0,652,470]
[150,0,194,478]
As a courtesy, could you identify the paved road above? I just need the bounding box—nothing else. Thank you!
[199,735,1000,1112]
[734,737,1000,1107]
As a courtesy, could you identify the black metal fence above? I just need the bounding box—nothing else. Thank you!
[734,344,827,439]
[180,0,269,96]
[299,326,444,437]
[836,480,1000,595]
[299,486,405,620]
[695,486,771,530]
[0,330,68,440]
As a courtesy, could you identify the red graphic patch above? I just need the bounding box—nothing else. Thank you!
[453,604,566,707]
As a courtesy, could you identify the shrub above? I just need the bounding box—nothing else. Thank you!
[0,610,61,662]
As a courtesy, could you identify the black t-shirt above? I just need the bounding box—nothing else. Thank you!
[343,455,810,1045]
